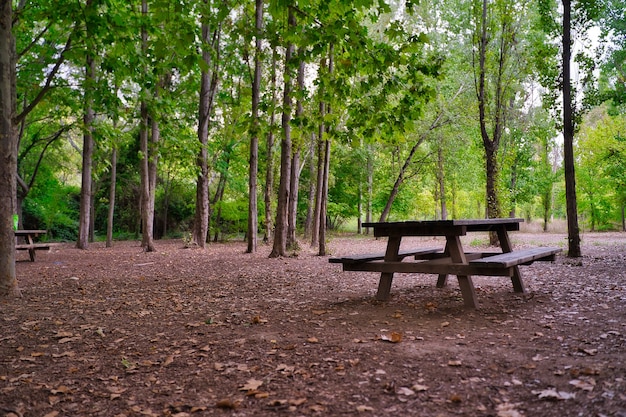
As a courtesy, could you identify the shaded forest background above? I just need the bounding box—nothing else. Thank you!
[10,0,626,249]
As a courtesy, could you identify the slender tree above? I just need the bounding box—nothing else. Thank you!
[269,6,295,258]
[194,2,220,248]
[77,0,96,249]
[562,0,581,256]
[247,0,263,253]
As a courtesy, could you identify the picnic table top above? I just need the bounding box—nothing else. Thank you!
[362,218,524,237]
[14,230,47,237]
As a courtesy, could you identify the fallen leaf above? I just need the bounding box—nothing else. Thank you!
[532,388,576,400]
[396,387,415,396]
[162,355,174,367]
[496,402,524,417]
[215,399,239,409]
[289,398,307,406]
[307,337,319,343]
[569,378,595,391]
[380,332,402,343]
[50,385,71,395]
[239,378,263,391]
[356,405,374,412]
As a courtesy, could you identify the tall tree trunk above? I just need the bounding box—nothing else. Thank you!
[77,48,95,250]
[247,0,263,253]
[194,12,219,248]
[0,0,19,297]
[269,8,295,258]
[311,82,325,248]
[303,133,315,238]
[365,147,373,235]
[106,146,117,247]
[263,48,278,244]
[318,45,333,256]
[287,58,305,250]
[562,0,581,257]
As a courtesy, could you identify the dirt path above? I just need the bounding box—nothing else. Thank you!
[1,231,625,416]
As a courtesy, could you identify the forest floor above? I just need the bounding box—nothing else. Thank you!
[1,228,625,417]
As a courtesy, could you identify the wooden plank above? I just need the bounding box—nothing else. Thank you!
[342,260,514,277]
[470,247,561,268]
[329,247,440,264]
[15,243,52,250]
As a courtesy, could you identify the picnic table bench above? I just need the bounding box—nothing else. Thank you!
[330,218,562,308]
[15,230,52,262]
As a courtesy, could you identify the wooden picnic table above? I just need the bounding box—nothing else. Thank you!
[15,230,50,262]
[330,218,561,308]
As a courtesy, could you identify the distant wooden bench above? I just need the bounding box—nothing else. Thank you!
[16,243,54,262]
[469,247,562,268]
[330,248,440,265]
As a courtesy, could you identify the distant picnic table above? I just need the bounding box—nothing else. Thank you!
[330,218,562,308]
[15,230,51,262]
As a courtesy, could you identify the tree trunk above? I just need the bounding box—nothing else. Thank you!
[77,48,95,250]
[269,8,295,258]
[287,57,305,250]
[194,11,219,248]
[263,48,278,244]
[562,0,581,257]
[303,133,315,238]
[311,94,325,248]
[0,0,19,297]
[318,45,333,257]
[365,147,373,235]
[106,147,117,247]
[247,0,263,253]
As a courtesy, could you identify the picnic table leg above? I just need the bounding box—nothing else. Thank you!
[27,235,36,262]
[446,235,479,309]
[496,228,526,293]
[375,236,402,301]
[436,242,450,288]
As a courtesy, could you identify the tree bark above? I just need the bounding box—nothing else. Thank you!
[263,48,278,244]
[303,133,315,238]
[77,49,95,250]
[247,0,263,253]
[106,147,117,247]
[562,0,581,257]
[0,0,19,297]
[269,8,295,258]
[318,45,333,256]
[287,57,305,250]
[194,10,219,248]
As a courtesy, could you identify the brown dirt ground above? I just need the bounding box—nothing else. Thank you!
[1,229,625,417]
